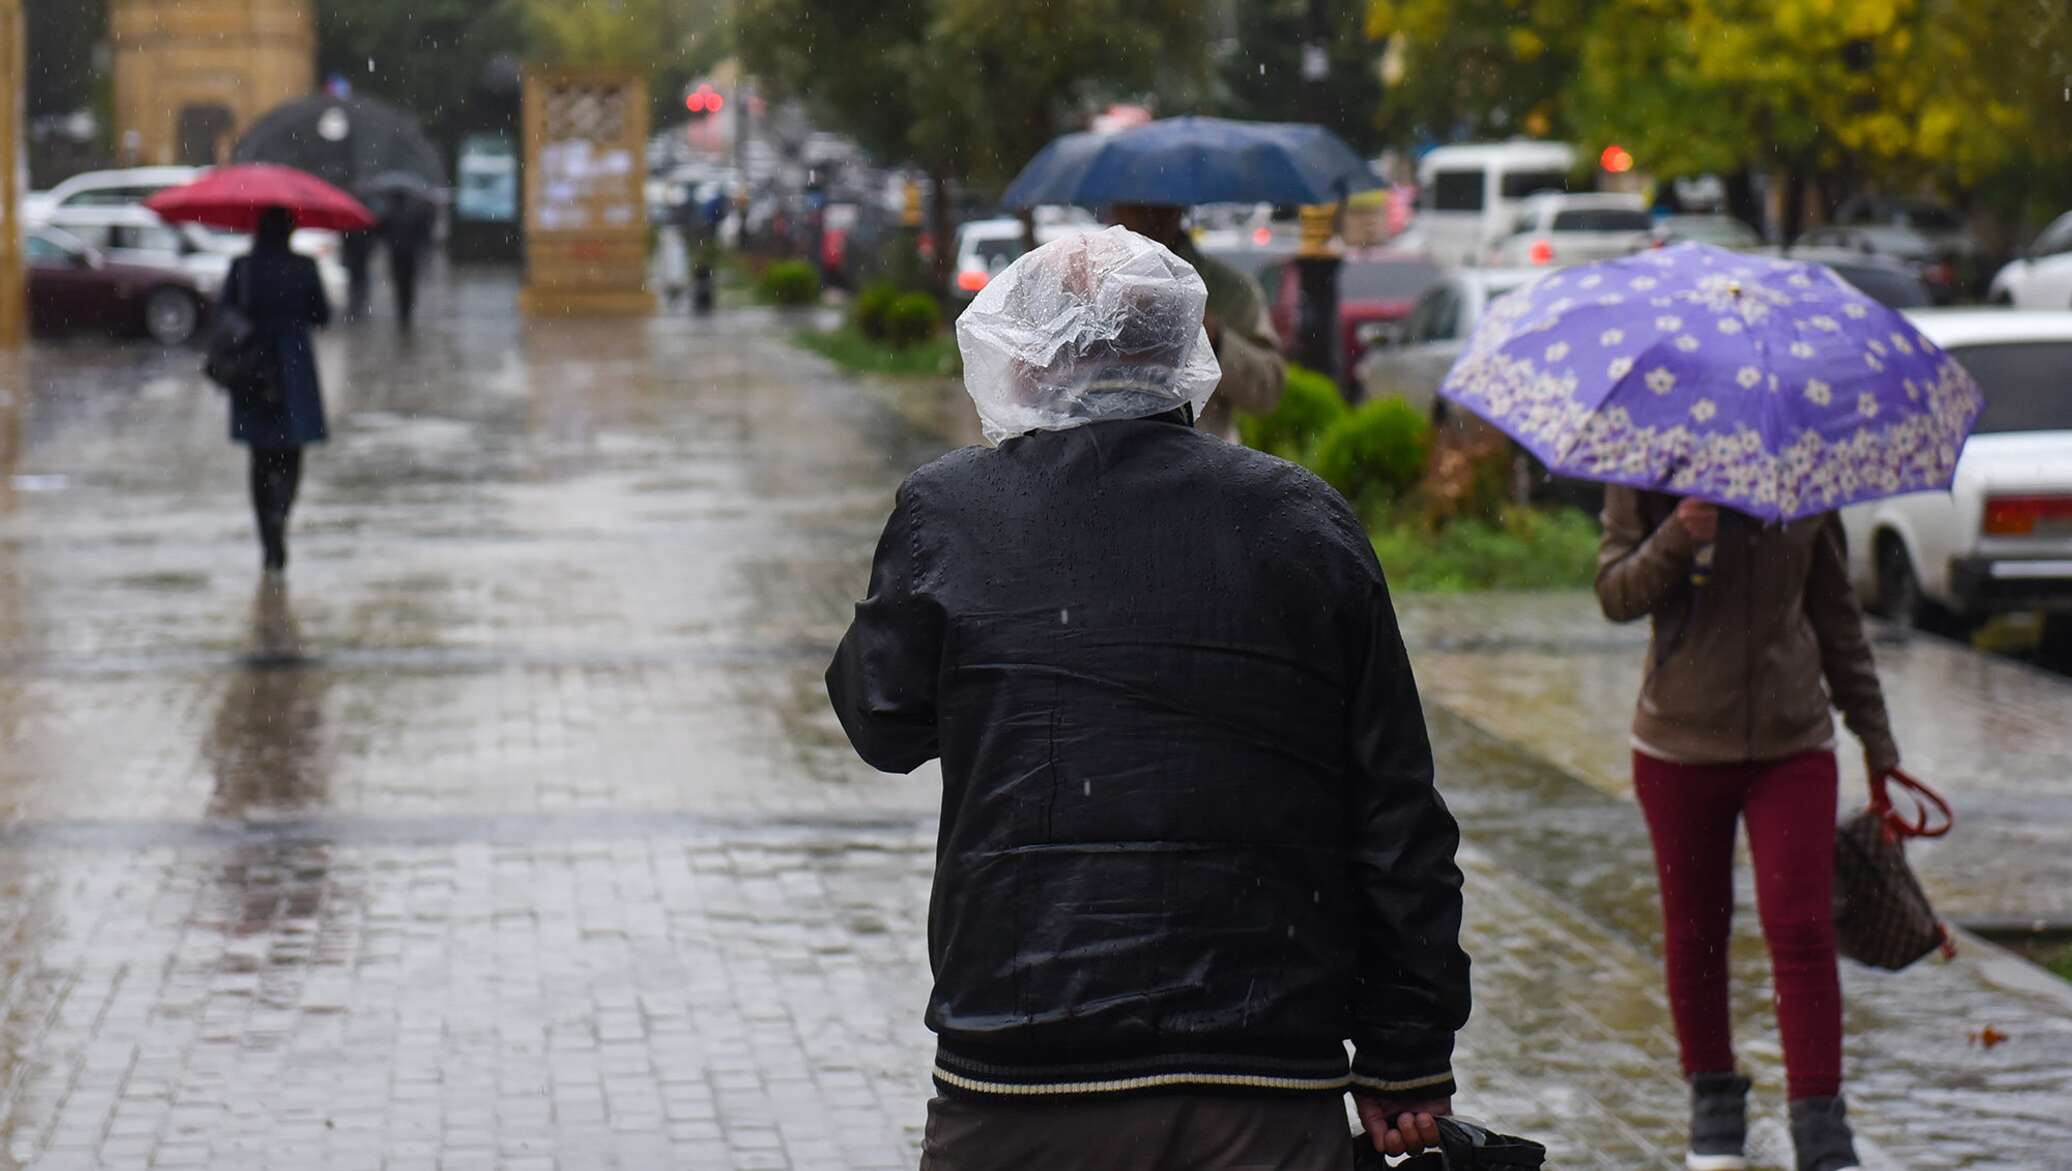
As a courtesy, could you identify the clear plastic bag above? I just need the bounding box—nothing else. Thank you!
[955,226,1221,444]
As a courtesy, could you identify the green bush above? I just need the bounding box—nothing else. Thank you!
[1238,366,1347,461]
[1313,396,1433,515]
[757,260,821,306]
[883,292,941,348]
[1371,506,1601,592]
[852,282,902,340]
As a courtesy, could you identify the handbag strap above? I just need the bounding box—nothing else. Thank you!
[1868,767,1954,841]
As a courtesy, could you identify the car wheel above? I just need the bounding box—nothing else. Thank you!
[143,287,201,346]
[1874,534,1923,626]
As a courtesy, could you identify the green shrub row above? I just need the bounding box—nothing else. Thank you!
[851,282,942,349]
[757,260,821,306]
[1238,368,1432,515]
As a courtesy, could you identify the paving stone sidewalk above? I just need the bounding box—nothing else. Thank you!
[0,272,2063,1168]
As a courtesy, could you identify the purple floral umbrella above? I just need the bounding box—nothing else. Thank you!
[1438,243,1984,521]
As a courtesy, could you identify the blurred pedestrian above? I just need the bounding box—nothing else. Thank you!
[339,228,374,320]
[1111,202,1285,440]
[378,191,434,328]
[828,228,1469,1170]
[1598,487,1898,1171]
[222,206,330,572]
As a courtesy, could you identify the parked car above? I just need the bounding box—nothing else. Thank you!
[1257,251,1443,380]
[1411,140,1586,266]
[1987,211,2072,310]
[1486,193,1654,268]
[1796,196,1977,304]
[1759,246,1935,309]
[25,226,207,345]
[1652,214,1763,250]
[1841,310,2072,652]
[1354,267,1546,416]
[949,215,1099,301]
[24,165,207,226]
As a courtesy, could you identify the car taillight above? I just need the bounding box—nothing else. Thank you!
[1251,226,1273,246]
[956,269,989,293]
[1925,262,1955,286]
[1528,238,1554,266]
[1983,494,2072,536]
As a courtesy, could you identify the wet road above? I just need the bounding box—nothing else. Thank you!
[0,269,2064,1169]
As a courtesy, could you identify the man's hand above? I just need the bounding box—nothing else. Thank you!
[1674,498,1719,543]
[1353,1092,1451,1159]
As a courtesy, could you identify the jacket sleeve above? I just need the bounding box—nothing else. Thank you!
[1344,563,1470,1098]
[825,483,943,773]
[1805,516,1901,775]
[1210,292,1287,418]
[1595,486,1698,622]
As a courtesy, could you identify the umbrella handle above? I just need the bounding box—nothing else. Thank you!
[1690,541,1715,588]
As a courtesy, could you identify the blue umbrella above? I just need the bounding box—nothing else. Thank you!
[1001,117,1382,210]
[1437,244,1984,522]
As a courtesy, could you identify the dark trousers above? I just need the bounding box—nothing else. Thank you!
[249,446,304,570]
[919,1093,1351,1171]
[390,246,420,325]
[342,231,374,318]
[1634,749,1843,1101]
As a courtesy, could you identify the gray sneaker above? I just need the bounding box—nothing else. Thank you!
[1687,1072,1751,1171]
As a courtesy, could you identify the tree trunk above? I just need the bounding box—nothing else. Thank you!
[1782,169,1809,245]
[1018,208,1037,258]
[1724,169,1763,239]
[928,168,954,296]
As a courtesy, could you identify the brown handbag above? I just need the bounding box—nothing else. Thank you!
[1834,768,1956,971]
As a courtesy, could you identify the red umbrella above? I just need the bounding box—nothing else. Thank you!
[144,163,376,233]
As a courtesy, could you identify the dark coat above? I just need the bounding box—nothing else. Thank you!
[827,411,1470,1101]
[223,249,330,449]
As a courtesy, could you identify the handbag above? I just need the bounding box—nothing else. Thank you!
[203,261,280,412]
[1354,1116,1547,1170]
[1834,768,1956,971]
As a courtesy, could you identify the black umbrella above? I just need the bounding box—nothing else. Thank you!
[231,95,447,192]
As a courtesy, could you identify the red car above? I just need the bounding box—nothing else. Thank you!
[26,226,208,346]
[1260,251,1443,384]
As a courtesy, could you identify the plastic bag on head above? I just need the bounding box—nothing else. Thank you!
[955,225,1221,444]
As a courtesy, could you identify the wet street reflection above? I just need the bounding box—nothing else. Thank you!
[0,269,2062,1169]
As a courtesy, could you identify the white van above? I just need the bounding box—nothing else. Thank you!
[1409,142,1587,266]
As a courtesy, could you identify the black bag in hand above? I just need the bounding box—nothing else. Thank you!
[1354,1116,1547,1170]
[203,262,280,413]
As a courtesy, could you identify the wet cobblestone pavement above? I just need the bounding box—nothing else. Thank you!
[0,270,2064,1168]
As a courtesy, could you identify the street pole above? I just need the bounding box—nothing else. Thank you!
[1291,0,1343,383]
[0,0,25,349]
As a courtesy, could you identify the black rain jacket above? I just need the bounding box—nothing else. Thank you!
[827,411,1470,1100]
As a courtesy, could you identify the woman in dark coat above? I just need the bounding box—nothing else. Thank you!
[222,206,330,571]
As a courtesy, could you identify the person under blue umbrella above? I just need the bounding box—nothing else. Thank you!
[1111,202,1285,441]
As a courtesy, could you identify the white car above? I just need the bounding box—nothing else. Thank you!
[24,165,207,226]
[1842,310,2072,651]
[1486,193,1654,268]
[43,204,351,309]
[1355,267,1546,417]
[1412,140,1582,267]
[1987,211,2072,310]
[950,215,1099,301]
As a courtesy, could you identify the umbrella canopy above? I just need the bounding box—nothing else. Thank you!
[144,164,376,233]
[1438,243,1983,521]
[231,94,447,190]
[1001,117,1381,210]
[358,170,440,202]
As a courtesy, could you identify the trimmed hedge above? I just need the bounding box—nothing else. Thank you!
[1313,396,1433,517]
[883,292,941,348]
[852,283,902,340]
[1237,366,1346,462]
[757,260,820,306]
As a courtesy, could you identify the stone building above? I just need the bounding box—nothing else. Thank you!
[109,0,314,167]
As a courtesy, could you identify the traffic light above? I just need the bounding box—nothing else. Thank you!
[684,84,726,120]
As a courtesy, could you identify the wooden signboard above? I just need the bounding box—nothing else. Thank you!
[519,68,655,317]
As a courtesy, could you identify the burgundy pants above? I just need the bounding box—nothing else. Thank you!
[1634,749,1842,1102]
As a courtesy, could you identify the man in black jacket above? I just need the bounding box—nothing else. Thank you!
[827,228,1469,1171]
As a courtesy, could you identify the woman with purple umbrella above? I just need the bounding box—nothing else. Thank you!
[1439,244,1983,1171]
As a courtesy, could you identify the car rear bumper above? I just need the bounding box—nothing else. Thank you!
[1950,557,2072,613]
